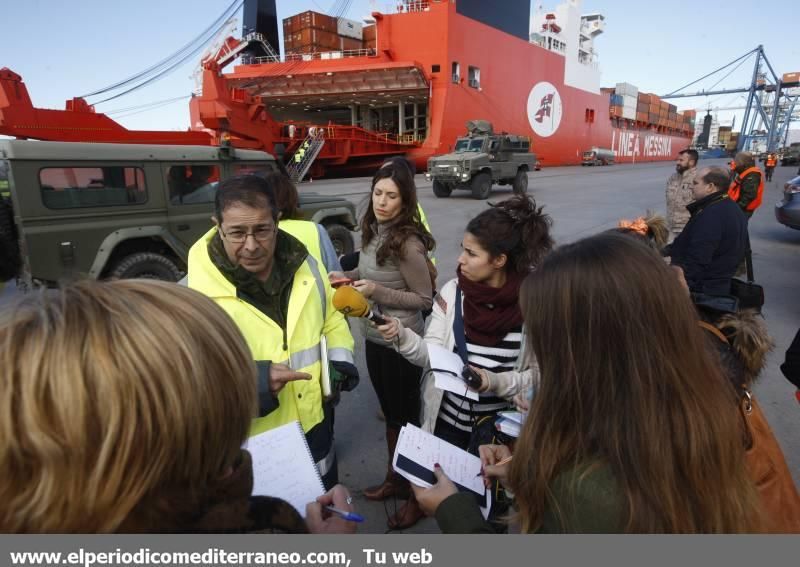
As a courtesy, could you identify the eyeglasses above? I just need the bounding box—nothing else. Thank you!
[219,225,276,244]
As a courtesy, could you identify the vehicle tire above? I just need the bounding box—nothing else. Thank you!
[471,172,492,200]
[0,197,21,281]
[512,169,529,195]
[109,252,183,282]
[325,223,355,256]
[432,180,452,198]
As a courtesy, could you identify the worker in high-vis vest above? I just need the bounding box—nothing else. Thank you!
[764,153,778,182]
[264,171,342,274]
[728,151,764,218]
[187,175,357,489]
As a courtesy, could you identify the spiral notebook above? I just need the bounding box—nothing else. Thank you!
[247,421,325,518]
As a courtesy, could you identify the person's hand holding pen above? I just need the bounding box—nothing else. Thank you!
[306,485,359,534]
[477,444,513,489]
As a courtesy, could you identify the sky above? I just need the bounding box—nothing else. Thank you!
[1,0,797,134]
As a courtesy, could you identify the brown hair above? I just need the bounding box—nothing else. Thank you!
[264,171,301,219]
[0,280,256,532]
[360,162,435,265]
[511,233,761,533]
[465,195,553,273]
[701,166,733,192]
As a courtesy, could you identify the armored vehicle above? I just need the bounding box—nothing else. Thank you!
[0,140,357,285]
[425,121,537,200]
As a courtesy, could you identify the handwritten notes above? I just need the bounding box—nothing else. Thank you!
[246,421,325,518]
[393,424,485,495]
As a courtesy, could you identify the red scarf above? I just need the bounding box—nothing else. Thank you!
[457,267,525,346]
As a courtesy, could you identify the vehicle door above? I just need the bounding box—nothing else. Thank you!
[163,162,221,248]
[19,160,159,282]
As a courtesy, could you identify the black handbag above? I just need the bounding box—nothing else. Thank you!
[730,247,764,311]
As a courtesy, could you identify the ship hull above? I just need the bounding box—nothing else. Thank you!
[227,1,692,174]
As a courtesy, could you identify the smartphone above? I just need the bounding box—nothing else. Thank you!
[329,277,353,288]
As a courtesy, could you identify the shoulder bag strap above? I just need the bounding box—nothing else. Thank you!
[453,286,469,365]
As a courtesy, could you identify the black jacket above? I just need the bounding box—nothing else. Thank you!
[669,191,747,296]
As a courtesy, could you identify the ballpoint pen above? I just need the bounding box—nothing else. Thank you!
[476,455,513,476]
[324,505,365,523]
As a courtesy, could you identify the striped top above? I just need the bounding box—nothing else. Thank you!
[438,326,522,433]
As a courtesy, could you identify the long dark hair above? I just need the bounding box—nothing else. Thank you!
[510,233,760,533]
[465,195,553,273]
[360,162,434,265]
[263,171,300,219]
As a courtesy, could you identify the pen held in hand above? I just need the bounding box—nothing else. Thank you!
[476,455,513,477]
[324,505,364,523]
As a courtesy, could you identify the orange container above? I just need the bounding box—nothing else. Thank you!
[636,111,648,122]
[783,72,800,84]
[363,24,376,41]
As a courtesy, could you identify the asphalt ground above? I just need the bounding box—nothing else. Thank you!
[1,159,797,533]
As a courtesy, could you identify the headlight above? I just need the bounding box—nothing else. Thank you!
[452,166,458,172]
[425,173,431,180]
[461,173,469,180]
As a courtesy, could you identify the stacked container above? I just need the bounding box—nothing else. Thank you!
[283,10,364,55]
[363,24,376,50]
[615,82,638,120]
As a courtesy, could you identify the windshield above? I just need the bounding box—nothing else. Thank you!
[583,152,595,158]
[233,162,278,177]
[454,138,485,153]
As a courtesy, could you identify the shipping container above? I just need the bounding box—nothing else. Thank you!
[610,106,623,117]
[610,94,623,106]
[337,17,363,39]
[283,11,338,34]
[638,92,650,103]
[782,72,800,84]
[615,82,639,97]
[636,111,648,122]
[622,106,636,120]
[637,102,648,113]
[363,24,376,41]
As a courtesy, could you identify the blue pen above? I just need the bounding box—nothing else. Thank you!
[324,505,364,523]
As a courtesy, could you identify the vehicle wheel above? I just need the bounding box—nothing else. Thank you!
[471,172,492,200]
[512,169,529,195]
[109,252,183,281]
[0,197,21,281]
[432,180,452,198]
[325,223,355,256]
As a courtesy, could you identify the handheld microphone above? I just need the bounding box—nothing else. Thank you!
[332,286,386,325]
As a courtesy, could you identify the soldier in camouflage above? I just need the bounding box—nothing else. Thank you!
[666,149,699,237]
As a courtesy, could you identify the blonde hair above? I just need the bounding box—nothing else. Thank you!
[0,280,257,533]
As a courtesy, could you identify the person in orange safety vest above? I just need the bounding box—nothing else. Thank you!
[728,152,764,218]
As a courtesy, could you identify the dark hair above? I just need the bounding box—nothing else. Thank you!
[679,149,699,166]
[360,162,434,265]
[511,233,760,533]
[734,151,755,171]
[214,175,278,223]
[700,167,731,192]
[465,195,553,273]
[381,156,416,175]
[262,171,300,219]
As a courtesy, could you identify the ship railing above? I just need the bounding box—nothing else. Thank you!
[395,1,432,14]
[247,48,377,65]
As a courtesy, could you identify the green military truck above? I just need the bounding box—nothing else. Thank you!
[780,143,800,166]
[0,140,357,286]
[425,120,536,200]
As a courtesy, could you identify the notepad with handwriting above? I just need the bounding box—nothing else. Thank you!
[247,421,325,518]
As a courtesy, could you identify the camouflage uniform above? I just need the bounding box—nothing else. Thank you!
[666,166,697,235]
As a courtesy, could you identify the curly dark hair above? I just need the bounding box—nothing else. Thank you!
[360,162,435,265]
[465,195,553,273]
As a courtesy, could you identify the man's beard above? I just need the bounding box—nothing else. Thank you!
[676,164,688,173]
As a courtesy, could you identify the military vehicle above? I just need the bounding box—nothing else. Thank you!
[780,143,800,166]
[425,120,537,200]
[0,140,357,286]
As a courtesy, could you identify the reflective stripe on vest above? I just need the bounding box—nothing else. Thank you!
[305,254,327,321]
[728,167,764,211]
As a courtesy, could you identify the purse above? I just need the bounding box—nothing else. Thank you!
[698,321,800,532]
[730,247,764,311]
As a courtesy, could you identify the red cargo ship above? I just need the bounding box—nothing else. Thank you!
[0,0,694,177]
[211,0,694,175]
